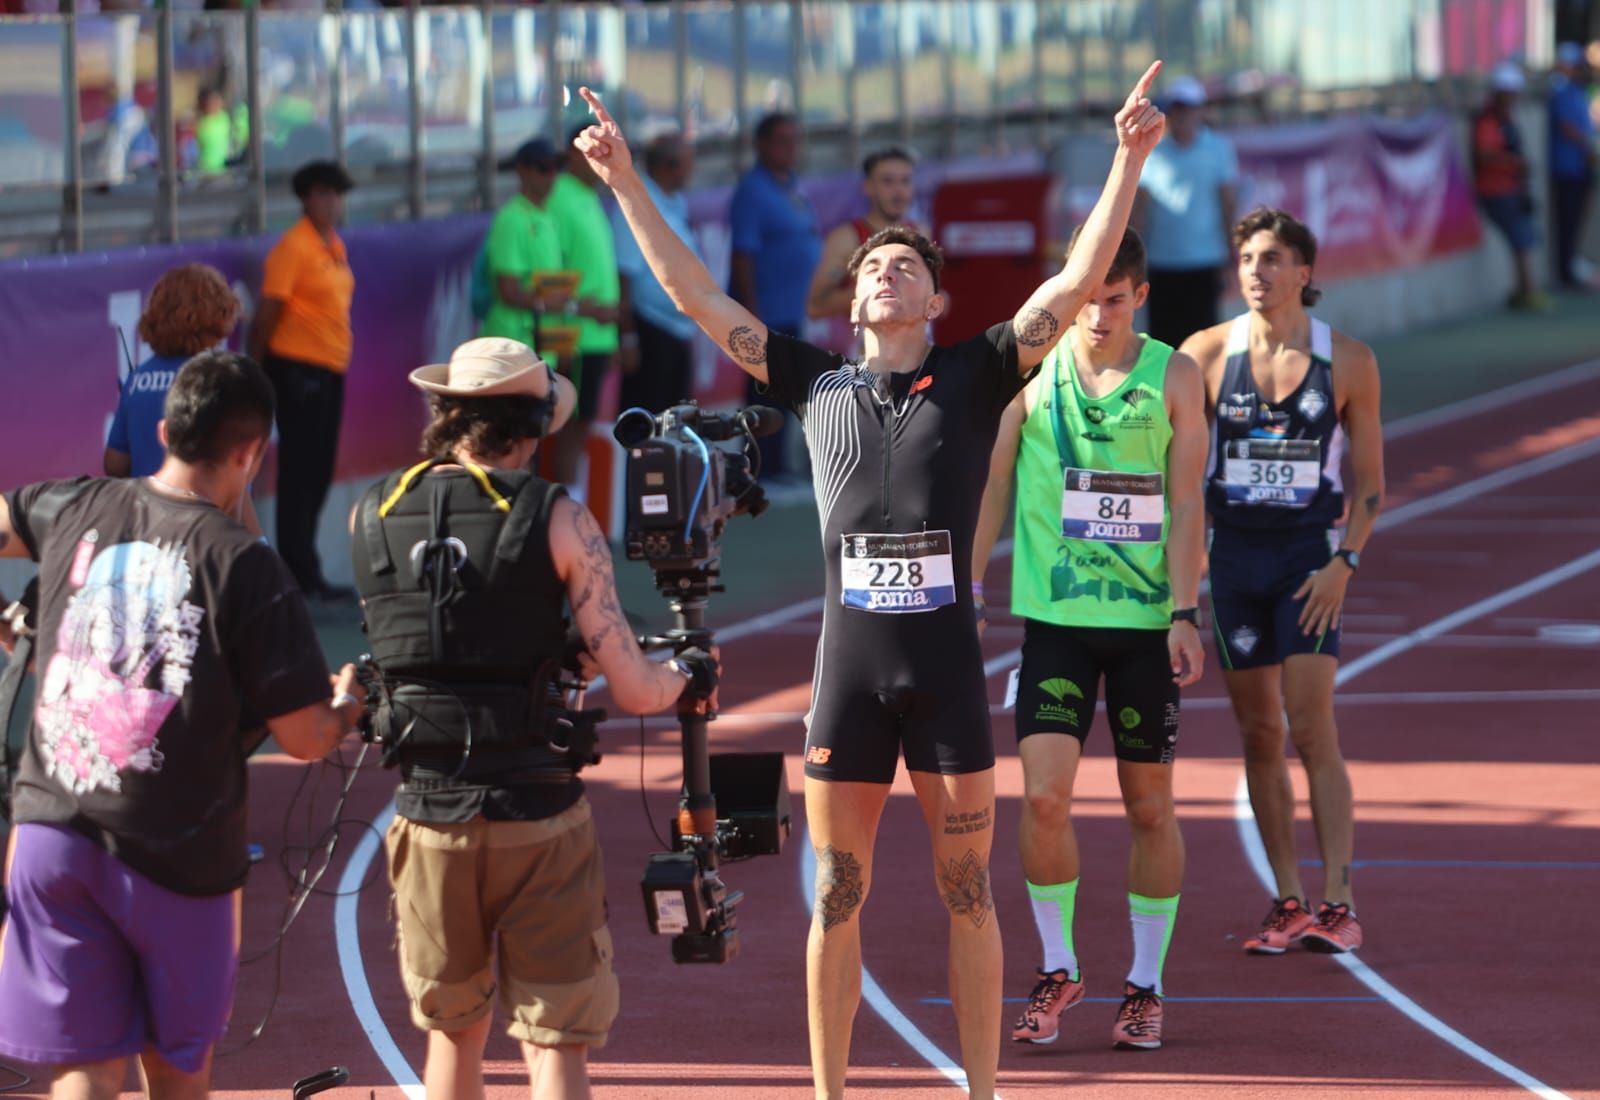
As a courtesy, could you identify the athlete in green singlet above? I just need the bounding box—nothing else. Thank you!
[973,226,1208,1051]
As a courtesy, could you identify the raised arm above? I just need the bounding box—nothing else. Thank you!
[574,87,771,383]
[1009,62,1167,373]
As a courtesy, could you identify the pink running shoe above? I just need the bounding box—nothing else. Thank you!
[1243,896,1315,954]
[1301,902,1363,953]
[1111,982,1164,1050]
[1010,968,1086,1044]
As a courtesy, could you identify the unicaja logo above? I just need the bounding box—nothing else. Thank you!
[1038,678,1083,702]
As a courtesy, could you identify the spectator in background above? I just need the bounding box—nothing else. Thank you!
[1549,42,1596,290]
[729,111,821,480]
[1473,63,1546,310]
[248,159,356,601]
[545,125,625,495]
[1134,76,1238,349]
[612,132,703,414]
[479,137,567,352]
[106,263,239,479]
[193,87,233,176]
[806,147,924,323]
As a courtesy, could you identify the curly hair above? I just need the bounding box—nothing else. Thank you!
[137,264,240,358]
[420,395,552,460]
[846,225,945,293]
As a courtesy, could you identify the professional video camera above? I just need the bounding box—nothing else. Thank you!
[613,402,778,577]
[616,401,792,964]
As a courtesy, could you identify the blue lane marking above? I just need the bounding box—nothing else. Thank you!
[921,996,1385,1006]
[1301,859,1600,870]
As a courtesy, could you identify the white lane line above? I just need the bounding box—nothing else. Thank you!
[332,803,420,1097]
[799,835,992,1097]
[1377,435,1600,531]
[1382,357,1600,441]
[336,369,1599,1095]
[1233,546,1600,1100]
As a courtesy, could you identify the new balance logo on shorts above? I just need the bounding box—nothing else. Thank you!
[805,746,832,765]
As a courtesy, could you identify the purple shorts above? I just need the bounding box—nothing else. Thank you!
[0,823,240,1073]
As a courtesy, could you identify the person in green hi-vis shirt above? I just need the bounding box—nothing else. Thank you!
[973,225,1207,1052]
[544,125,627,493]
[480,137,612,487]
[194,87,232,176]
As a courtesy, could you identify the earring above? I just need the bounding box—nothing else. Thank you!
[852,322,861,339]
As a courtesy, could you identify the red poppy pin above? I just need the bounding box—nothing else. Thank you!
[911,374,933,395]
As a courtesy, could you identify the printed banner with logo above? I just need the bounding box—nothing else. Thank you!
[1231,112,1482,279]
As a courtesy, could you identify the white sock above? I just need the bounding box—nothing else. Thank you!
[1126,892,1180,995]
[1026,879,1079,978]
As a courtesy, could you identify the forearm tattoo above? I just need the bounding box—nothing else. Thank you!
[1363,492,1381,515]
[728,325,768,366]
[1015,307,1060,347]
[937,849,993,929]
[815,845,865,931]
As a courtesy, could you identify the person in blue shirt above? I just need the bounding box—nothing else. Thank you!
[1134,76,1239,348]
[729,112,822,478]
[106,264,241,480]
[1549,43,1596,289]
[611,132,704,413]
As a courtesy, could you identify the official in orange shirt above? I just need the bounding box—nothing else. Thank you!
[249,160,356,600]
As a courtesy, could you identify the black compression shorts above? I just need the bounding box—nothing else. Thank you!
[801,610,994,783]
[1014,620,1180,764]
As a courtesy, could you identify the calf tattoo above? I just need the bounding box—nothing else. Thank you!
[728,325,768,365]
[938,849,993,928]
[815,845,864,931]
[1015,307,1060,347]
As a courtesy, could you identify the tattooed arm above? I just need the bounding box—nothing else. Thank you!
[1009,62,1167,373]
[573,87,771,382]
[548,496,687,715]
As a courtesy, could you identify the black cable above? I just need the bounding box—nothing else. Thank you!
[639,715,670,851]
[0,1063,31,1094]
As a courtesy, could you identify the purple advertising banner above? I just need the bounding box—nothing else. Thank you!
[0,215,485,491]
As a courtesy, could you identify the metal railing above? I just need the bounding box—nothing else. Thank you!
[0,0,1556,257]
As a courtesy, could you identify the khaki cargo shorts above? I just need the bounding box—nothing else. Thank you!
[384,797,619,1048]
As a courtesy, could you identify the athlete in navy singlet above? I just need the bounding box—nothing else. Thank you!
[1181,207,1385,958]
[580,68,1170,1099]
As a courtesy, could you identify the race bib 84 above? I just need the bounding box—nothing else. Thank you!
[1061,468,1164,543]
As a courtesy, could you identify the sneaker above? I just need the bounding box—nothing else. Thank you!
[1010,968,1086,1044]
[1301,901,1363,953]
[1243,896,1315,954]
[1111,982,1163,1050]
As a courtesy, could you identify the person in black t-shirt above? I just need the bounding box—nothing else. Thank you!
[579,67,1168,1096]
[0,351,364,1099]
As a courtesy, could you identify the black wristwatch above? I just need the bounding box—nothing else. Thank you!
[1170,607,1199,625]
[1332,548,1361,572]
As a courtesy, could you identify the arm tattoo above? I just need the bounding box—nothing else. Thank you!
[937,849,993,929]
[1014,307,1059,347]
[814,845,864,931]
[571,507,628,654]
[728,325,768,365]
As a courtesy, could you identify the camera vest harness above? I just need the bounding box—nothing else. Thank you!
[353,458,582,782]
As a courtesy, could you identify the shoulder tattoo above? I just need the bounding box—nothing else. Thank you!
[1015,307,1059,347]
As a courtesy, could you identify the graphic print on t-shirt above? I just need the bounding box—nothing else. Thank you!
[37,532,204,796]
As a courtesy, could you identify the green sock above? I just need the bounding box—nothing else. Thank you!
[1127,892,1180,995]
[1026,878,1080,979]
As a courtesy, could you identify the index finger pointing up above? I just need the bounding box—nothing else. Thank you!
[578,86,615,127]
[1127,60,1163,105]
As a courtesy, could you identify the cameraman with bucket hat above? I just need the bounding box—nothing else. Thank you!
[352,337,716,1099]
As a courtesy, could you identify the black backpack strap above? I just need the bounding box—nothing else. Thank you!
[490,479,567,584]
[357,476,397,581]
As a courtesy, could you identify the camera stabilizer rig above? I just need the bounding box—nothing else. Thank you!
[617,402,792,963]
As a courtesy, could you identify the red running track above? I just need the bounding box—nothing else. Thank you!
[7,366,1598,1099]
